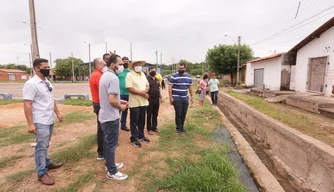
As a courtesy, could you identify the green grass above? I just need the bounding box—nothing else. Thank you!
[0,155,25,169]
[138,104,247,192]
[64,99,93,106]
[226,90,314,129]
[50,134,96,164]
[53,171,95,192]
[5,169,35,183]
[0,126,35,147]
[61,111,95,124]
[0,100,23,105]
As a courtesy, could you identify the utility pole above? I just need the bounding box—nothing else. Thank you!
[49,52,52,70]
[28,0,40,61]
[130,42,133,61]
[88,43,91,78]
[155,50,158,65]
[28,53,32,76]
[71,52,75,82]
[236,36,241,85]
[160,52,162,64]
[105,42,108,53]
[16,56,19,64]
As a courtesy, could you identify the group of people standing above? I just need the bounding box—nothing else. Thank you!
[198,74,220,107]
[89,52,167,181]
[22,54,195,185]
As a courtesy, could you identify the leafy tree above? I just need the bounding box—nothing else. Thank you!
[16,65,27,71]
[206,44,253,83]
[54,57,85,80]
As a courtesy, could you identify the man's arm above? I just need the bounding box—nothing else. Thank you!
[54,101,63,122]
[109,94,127,111]
[24,100,36,134]
[188,85,194,104]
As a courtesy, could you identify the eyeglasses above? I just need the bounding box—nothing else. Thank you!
[45,81,53,92]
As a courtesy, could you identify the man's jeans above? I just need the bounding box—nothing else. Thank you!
[147,99,160,131]
[35,123,53,176]
[120,95,129,127]
[173,100,189,131]
[210,91,218,104]
[93,103,104,155]
[101,120,119,175]
[130,106,146,142]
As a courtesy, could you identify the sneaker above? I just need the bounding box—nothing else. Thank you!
[181,130,187,134]
[176,130,182,134]
[107,171,128,181]
[138,137,150,143]
[153,129,160,133]
[97,154,104,160]
[148,131,154,135]
[104,162,124,172]
[121,126,130,132]
[131,141,142,148]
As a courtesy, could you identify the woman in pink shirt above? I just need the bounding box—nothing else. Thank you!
[199,74,209,107]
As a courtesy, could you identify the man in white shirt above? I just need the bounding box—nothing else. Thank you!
[208,75,220,105]
[23,58,64,185]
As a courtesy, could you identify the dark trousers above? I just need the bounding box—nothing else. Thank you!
[120,95,129,127]
[101,120,119,175]
[211,91,218,104]
[130,106,146,142]
[93,103,104,155]
[173,100,189,131]
[147,99,160,131]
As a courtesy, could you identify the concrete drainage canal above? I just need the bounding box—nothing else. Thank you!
[217,92,334,192]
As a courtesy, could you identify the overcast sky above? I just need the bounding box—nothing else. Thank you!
[1,0,333,66]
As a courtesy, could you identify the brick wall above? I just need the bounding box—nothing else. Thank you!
[0,71,8,81]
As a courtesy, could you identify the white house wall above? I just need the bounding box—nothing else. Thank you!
[295,26,334,96]
[245,57,282,90]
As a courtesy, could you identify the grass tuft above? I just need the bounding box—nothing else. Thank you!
[0,100,23,105]
[61,111,95,124]
[64,99,93,106]
[0,155,25,169]
[53,171,95,192]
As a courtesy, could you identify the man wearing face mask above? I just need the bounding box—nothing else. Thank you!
[99,54,129,181]
[116,56,131,131]
[89,58,107,160]
[146,66,162,135]
[23,58,64,185]
[168,62,193,134]
[103,53,111,64]
[126,61,150,148]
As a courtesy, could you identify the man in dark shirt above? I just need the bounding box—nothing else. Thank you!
[146,66,162,135]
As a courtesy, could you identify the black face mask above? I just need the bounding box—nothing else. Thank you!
[123,63,129,69]
[40,68,50,77]
[178,70,185,75]
[149,71,156,77]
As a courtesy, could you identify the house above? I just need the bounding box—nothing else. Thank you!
[288,16,334,96]
[245,53,291,90]
[0,69,28,81]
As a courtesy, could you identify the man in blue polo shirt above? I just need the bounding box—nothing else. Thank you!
[168,62,194,134]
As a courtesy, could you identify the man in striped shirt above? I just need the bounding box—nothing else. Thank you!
[168,62,194,134]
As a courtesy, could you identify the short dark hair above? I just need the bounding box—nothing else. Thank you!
[107,54,120,67]
[149,66,156,71]
[103,53,110,60]
[33,58,48,69]
[122,56,129,61]
[203,74,209,79]
[179,62,187,68]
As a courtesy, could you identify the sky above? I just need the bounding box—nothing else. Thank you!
[1,0,334,66]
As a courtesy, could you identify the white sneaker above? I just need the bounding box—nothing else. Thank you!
[107,171,128,181]
[104,162,124,172]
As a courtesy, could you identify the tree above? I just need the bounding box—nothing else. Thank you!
[206,44,253,83]
[54,57,84,80]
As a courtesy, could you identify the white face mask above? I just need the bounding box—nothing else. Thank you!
[102,66,108,73]
[116,65,124,74]
[134,66,142,73]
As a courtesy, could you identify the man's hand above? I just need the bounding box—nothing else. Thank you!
[190,97,194,104]
[145,94,149,99]
[120,104,128,111]
[109,50,116,55]
[57,114,64,123]
[170,97,174,105]
[28,124,36,134]
[120,100,128,105]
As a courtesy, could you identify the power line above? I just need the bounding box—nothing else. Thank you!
[252,5,334,46]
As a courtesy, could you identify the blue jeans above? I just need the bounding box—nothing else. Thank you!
[34,123,53,176]
[101,120,119,175]
[130,106,146,142]
[120,95,129,127]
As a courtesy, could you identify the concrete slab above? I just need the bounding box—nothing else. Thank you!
[264,96,287,103]
[286,94,334,113]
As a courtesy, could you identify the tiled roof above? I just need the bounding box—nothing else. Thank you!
[0,69,26,73]
[247,53,284,63]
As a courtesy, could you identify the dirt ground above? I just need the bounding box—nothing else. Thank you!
[0,86,177,191]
